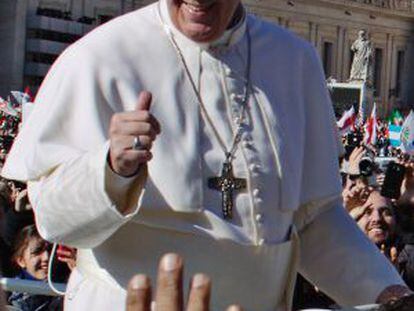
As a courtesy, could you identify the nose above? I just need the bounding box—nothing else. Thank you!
[370,208,382,223]
[41,250,50,262]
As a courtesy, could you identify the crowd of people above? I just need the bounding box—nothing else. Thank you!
[294,116,414,309]
[0,92,77,310]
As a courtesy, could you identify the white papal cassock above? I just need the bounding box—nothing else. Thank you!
[2,1,405,310]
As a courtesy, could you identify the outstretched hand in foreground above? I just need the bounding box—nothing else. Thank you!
[126,253,243,311]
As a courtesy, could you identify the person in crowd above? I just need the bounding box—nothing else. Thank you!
[8,224,63,310]
[0,180,10,275]
[392,160,414,291]
[0,288,5,311]
[342,148,414,293]
[346,188,398,260]
[3,0,412,309]
[0,180,34,278]
[0,179,28,278]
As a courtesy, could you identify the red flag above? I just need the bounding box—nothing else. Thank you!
[24,86,34,102]
[337,106,356,135]
[364,103,377,145]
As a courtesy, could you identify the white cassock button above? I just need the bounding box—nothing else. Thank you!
[258,238,265,246]
[242,140,252,148]
[255,198,263,205]
[249,164,260,173]
[230,93,237,101]
[253,188,260,197]
[255,213,264,223]
[225,67,232,76]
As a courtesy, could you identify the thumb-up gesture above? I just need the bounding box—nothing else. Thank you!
[109,91,161,177]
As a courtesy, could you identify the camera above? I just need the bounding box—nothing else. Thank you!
[358,148,376,177]
[344,132,363,160]
[374,157,397,173]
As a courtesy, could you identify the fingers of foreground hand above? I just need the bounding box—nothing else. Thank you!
[186,274,211,311]
[226,305,244,311]
[156,253,184,311]
[126,275,152,311]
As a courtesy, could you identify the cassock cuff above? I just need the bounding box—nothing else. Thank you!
[100,142,148,219]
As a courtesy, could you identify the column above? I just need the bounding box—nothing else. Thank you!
[336,26,346,81]
[384,33,394,114]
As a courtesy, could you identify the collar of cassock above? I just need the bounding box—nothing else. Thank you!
[158,0,247,52]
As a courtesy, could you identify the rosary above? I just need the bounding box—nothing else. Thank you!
[160,7,251,219]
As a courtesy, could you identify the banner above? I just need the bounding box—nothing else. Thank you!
[388,124,402,147]
[401,110,414,153]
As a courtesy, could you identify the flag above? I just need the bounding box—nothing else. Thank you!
[11,90,31,106]
[364,103,377,145]
[0,96,19,117]
[389,124,402,147]
[24,86,34,102]
[400,110,414,154]
[337,106,356,135]
[388,109,404,125]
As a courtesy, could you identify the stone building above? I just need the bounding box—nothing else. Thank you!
[0,0,147,98]
[0,0,413,116]
[244,0,414,116]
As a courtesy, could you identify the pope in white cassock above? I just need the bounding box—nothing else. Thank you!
[2,0,412,310]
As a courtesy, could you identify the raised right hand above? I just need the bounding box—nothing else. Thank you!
[348,146,366,175]
[108,91,161,177]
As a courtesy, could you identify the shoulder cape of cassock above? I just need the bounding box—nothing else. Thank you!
[2,1,342,213]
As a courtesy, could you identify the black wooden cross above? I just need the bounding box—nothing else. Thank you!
[208,161,247,219]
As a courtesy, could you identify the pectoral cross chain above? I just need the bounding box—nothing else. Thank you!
[208,162,247,219]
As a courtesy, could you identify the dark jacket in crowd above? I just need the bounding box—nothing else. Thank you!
[398,234,414,291]
[8,270,63,311]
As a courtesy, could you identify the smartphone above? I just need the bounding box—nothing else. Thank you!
[381,162,406,199]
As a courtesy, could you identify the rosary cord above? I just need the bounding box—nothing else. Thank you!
[47,243,66,296]
[227,28,252,160]
[162,12,252,162]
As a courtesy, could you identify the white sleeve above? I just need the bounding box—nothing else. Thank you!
[2,42,148,248]
[297,203,405,306]
[292,39,404,307]
[28,142,147,248]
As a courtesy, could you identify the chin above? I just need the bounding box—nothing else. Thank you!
[35,270,48,280]
[181,23,221,42]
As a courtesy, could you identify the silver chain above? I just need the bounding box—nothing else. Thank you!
[160,14,252,163]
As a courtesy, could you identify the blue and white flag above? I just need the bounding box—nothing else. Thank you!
[401,110,414,154]
[388,124,402,147]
